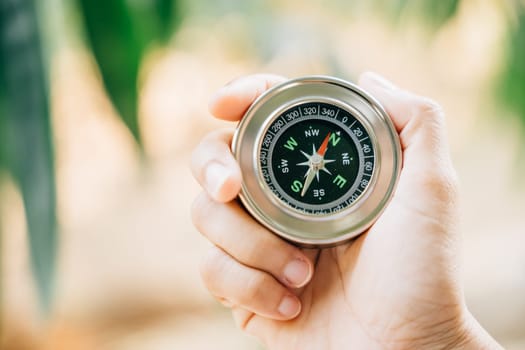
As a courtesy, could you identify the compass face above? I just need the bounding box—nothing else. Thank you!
[232,76,401,246]
[260,102,375,215]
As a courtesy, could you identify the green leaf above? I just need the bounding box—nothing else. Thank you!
[499,9,525,129]
[0,0,57,313]
[0,19,5,173]
[153,0,179,42]
[0,41,5,172]
[77,0,180,147]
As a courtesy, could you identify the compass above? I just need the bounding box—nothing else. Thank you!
[232,76,401,247]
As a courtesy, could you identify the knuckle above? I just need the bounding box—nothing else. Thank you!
[191,192,214,232]
[190,137,208,167]
[445,169,460,202]
[199,246,226,291]
[190,128,233,177]
[231,308,256,333]
[189,148,201,179]
[241,232,276,264]
[418,168,459,204]
[414,98,443,118]
[410,98,445,131]
[240,273,271,305]
[239,231,296,277]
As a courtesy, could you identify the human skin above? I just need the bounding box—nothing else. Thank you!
[190,72,503,349]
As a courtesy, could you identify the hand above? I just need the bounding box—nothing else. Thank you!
[190,73,502,349]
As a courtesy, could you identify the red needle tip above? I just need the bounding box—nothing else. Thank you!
[317,132,331,156]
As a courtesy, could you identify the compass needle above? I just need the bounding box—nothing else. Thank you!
[301,168,316,197]
[317,132,331,156]
[303,167,311,177]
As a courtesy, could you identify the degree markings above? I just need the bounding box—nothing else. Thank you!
[262,102,376,214]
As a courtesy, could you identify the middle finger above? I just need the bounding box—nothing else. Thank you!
[192,192,313,289]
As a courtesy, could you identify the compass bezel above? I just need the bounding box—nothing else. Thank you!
[232,76,401,247]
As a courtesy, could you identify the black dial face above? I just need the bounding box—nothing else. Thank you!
[259,102,376,215]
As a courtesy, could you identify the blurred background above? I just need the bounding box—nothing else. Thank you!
[1,0,524,349]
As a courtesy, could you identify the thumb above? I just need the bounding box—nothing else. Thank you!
[358,72,458,211]
[359,71,454,174]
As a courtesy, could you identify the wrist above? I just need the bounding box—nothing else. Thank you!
[403,306,502,350]
[453,310,503,350]
[421,307,502,350]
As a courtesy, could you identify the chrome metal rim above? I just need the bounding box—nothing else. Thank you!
[232,76,401,247]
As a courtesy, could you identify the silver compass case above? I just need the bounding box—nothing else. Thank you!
[232,76,402,247]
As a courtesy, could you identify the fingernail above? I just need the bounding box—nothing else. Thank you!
[205,162,229,198]
[283,258,311,287]
[278,295,301,318]
[364,72,397,91]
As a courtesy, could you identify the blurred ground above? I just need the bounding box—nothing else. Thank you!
[1,1,525,349]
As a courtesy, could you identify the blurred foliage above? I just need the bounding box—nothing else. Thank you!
[385,0,461,28]
[0,0,181,313]
[0,0,57,312]
[77,0,180,146]
[500,8,525,128]
[0,33,5,168]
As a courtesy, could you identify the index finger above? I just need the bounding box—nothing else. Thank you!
[209,74,287,121]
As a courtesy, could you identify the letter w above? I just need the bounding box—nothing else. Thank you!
[284,137,298,150]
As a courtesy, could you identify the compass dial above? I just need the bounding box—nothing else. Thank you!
[260,103,375,215]
[232,76,401,247]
